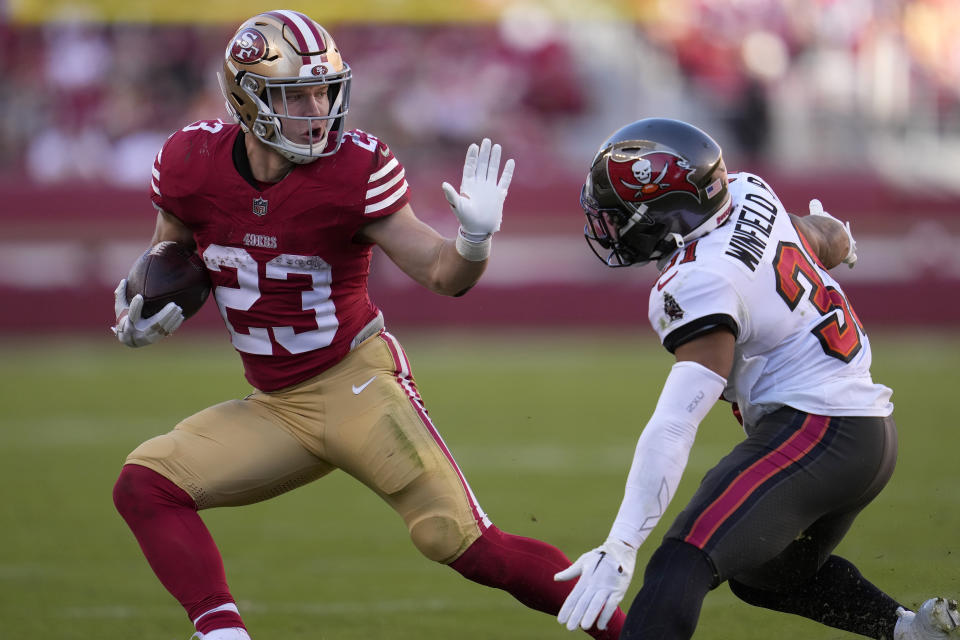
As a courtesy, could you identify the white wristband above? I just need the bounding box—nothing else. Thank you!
[455,227,492,262]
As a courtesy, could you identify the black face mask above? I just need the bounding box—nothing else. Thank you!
[582,186,671,267]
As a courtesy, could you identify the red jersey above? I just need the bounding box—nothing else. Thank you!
[150,120,409,391]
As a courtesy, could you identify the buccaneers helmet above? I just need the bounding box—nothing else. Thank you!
[582,118,733,267]
[219,10,351,164]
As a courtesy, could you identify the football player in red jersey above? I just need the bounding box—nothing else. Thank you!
[110,10,626,640]
[553,118,959,640]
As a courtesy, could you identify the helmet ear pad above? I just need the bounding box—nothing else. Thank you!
[618,218,672,262]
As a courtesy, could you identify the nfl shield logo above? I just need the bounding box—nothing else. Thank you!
[252,196,268,217]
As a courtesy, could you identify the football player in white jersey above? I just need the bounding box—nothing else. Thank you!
[553,118,959,640]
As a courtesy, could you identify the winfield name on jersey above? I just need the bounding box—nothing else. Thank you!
[725,176,779,272]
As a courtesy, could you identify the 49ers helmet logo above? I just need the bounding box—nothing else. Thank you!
[607,151,699,206]
[231,28,267,64]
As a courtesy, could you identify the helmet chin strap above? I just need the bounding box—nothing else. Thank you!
[619,203,649,236]
[328,87,345,132]
[654,233,686,270]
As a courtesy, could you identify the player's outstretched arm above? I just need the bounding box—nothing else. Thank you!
[361,205,488,297]
[361,138,515,297]
[791,199,858,269]
[554,329,732,633]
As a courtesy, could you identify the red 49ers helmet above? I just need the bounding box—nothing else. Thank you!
[219,10,351,164]
[582,118,733,267]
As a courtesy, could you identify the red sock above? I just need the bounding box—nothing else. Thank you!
[449,525,625,640]
[112,464,246,634]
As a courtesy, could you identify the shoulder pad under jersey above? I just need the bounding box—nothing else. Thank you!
[151,120,238,201]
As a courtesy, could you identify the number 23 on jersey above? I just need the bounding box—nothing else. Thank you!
[204,244,338,355]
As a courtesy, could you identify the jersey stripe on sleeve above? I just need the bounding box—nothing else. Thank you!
[364,157,408,214]
[151,147,163,197]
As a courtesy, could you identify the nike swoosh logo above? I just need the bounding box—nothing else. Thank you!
[656,272,677,291]
[352,376,376,395]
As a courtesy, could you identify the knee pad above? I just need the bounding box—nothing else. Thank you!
[113,464,149,517]
[409,514,477,563]
[113,463,194,519]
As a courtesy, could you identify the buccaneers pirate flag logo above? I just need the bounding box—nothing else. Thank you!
[607,151,700,206]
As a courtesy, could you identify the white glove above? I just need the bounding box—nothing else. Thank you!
[111,279,184,348]
[809,198,857,268]
[442,138,515,240]
[554,538,636,632]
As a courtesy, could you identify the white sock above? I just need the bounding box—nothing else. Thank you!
[198,628,251,640]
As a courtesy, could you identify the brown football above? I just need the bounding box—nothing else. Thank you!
[125,241,211,319]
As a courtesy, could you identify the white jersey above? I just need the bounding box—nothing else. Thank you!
[648,172,893,427]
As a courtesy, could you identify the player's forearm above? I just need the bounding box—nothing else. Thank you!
[793,201,858,269]
[609,361,725,548]
[150,209,196,248]
[794,214,850,269]
[426,239,487,296]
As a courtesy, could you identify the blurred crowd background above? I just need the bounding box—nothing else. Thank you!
[2,0,959,187]
[2,0,959,331]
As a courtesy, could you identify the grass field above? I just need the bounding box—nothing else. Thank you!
[2,329,958,640]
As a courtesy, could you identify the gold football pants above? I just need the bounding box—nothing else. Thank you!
[125,330,488,563]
